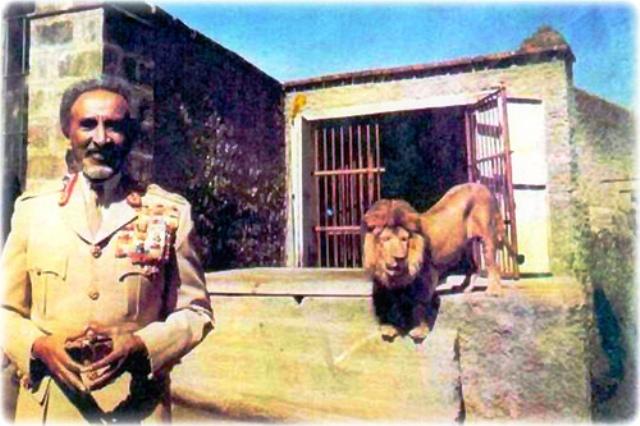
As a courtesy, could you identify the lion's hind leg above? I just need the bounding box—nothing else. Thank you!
[462,240,480,293]
[483,237,503,297]
[469,207,504,296]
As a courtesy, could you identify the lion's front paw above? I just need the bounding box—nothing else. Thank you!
[379,324,400,342]
[408,323,430,343]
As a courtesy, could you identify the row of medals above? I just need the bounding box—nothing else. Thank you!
[115,204,180,275]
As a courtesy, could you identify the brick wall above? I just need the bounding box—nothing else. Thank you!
[284,58,575,274]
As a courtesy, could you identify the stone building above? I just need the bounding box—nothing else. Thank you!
[282,26,630,279]
[1,2,635,421]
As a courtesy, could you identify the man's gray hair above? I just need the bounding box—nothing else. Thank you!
[59,75,136,138]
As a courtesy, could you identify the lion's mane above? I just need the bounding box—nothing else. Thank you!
[361,199,426,288]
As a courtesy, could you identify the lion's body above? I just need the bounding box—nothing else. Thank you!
[420,182,505,294]
[362,183,506,341]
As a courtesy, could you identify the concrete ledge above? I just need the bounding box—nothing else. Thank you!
[172,268,591,422]
[206,267,371,296]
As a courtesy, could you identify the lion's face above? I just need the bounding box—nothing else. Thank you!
[362,200,426,288]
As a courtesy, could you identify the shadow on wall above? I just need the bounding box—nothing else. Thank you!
[572,205,636,421]
[591,288,627,406]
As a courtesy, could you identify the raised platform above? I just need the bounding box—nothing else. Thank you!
[170,268,591,422]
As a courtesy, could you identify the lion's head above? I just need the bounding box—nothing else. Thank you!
[361,199,426,288]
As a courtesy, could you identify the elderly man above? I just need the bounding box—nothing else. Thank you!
[1,76,213,422]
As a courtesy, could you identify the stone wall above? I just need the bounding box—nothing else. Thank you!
[284,56,575,274]
[26,6,105,191]
[571,89,635,420]
[573,89,634,226]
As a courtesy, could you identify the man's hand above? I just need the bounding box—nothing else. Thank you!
[32,334,86,392]
[82,333,148,391]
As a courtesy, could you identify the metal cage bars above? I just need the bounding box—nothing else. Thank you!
[464,88,519,278]
[313,122,384,267]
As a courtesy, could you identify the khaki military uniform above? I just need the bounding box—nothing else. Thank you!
[1,173,213,422]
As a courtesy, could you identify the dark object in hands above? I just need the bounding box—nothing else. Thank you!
[65,329,114,366]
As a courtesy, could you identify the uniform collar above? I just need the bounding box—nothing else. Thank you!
[62,173,138,245]
[80,172,122,208]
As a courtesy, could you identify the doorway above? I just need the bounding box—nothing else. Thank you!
[301,89,519,278]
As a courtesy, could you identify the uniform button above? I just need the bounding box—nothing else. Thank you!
[91,245,102,258]
[88,290,100,300]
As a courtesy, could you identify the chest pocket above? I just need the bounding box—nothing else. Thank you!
[27,254,68,320]
[117,262,165,320]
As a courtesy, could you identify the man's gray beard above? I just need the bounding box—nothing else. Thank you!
[83,164,117,182]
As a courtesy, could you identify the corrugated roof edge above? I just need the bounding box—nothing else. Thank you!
[284,45,575,92]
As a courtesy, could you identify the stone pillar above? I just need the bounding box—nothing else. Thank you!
[27,5,104,190]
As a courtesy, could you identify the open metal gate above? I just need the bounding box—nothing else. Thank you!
[465,88,520,278]
[313,121,384,267]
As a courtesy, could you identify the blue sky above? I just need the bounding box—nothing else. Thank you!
[156,2,636,109]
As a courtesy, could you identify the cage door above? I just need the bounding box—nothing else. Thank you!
[313,121,384,267]
[465,88,520,278]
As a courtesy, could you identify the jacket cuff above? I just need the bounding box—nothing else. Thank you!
[17,328,47,389]
[134,309,212,378]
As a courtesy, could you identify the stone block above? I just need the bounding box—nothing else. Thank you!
[27,125,49,148]
[27,89,50,119]
[26,154,66,180]
[447,288,591,421]
[78,17,99,44]
[29,52,52,80]
[58,50,102,78]
[34,20,73,45]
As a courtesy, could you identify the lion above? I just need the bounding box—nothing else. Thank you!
[362,183,507,341]
[361,199,433,342]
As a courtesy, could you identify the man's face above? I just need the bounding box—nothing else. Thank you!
[68,89,131,182]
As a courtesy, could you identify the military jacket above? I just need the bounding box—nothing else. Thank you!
[1,174,213,422]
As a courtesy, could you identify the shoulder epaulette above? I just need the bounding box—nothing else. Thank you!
[17,179,66,203]
[58,173,78,206]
